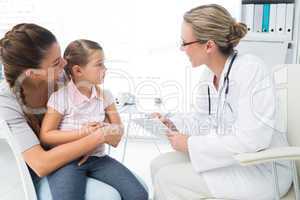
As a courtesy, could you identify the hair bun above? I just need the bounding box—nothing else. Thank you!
[0,37,9,47]
[228,22,248,47]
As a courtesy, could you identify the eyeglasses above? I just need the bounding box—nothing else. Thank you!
[181,39,209,47]
[181,40,201,47]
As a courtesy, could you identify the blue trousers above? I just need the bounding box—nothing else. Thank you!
[47,155,148,200]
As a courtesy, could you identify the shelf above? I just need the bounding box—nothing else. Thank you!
[242,32,292,42]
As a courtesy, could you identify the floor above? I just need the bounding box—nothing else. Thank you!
[107,136,173,198]
[105,107,175,198]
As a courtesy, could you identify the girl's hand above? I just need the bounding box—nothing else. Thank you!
[166,131,189,153]
[80,122,105,135]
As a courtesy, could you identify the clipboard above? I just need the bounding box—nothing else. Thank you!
[132,117,169,139]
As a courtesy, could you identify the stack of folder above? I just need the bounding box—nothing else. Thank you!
[242,0,295,40]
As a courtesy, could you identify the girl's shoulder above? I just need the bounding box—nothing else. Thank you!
[95,86,115,108]
[49,84,69,99]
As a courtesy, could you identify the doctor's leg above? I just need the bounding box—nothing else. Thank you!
[150,151,189,183]
[153,162,212,200]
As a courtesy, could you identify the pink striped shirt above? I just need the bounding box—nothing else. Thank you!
[47,80,114,157]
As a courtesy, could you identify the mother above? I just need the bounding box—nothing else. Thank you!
[0,23,143,200]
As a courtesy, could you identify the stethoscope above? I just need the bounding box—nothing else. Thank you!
[207,51,238,133]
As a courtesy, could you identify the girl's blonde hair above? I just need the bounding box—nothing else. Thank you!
[184,4,247,55]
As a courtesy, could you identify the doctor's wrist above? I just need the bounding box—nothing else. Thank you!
[164,119,178,131]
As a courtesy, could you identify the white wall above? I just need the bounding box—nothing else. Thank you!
[0,0,242,112]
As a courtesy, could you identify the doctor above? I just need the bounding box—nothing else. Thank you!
[151,4,292,200]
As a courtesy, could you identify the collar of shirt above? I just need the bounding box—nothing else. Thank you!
[67,80,103,106]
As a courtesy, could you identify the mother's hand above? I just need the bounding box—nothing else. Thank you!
[103,124,123,147]
[166,131,189,153]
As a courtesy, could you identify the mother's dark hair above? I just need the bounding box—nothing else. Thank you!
[0,23,57,134]
[0,23,57,88]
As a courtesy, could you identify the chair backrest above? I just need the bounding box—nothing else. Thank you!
[0,119,37,200]
[286,64,300,177]
[0,138,25,199]
[273,65,288,135]
[237,40,289,70]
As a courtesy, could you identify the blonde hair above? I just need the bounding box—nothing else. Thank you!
[184,4,247,55]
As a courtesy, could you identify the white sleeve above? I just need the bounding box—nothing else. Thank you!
[188,63,276,172]
[170,112,210,135]
[0,94,40,153]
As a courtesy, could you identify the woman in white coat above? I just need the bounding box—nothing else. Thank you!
[150,4,292,200]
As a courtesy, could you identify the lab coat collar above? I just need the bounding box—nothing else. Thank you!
[214,52,236,92]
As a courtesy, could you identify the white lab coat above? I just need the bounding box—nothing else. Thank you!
[171,53,292,199]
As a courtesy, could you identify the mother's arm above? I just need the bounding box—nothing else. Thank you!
[24,133,104,177]
[39,107,102,146]
[0,102,105,178]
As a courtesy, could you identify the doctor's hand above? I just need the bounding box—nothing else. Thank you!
[151,112,178,131]
[166,131,189,153]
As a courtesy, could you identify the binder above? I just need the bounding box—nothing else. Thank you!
[269,4,277,32]
[285,3,294,39]
[253,4,263,32]
[276,3,287,34]
[242,4,254,32]
[262,4,270,32]
[242,0,295,4]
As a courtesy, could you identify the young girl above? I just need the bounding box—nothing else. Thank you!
[40,39,148,200]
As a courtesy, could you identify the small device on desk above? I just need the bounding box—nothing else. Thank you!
[115,92,136,107]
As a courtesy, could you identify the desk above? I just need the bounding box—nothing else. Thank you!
[107,104,143,163]
[112,103,164,163]
[118,104,138,163]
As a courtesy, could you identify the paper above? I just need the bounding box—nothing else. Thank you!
[132,117,169,139]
